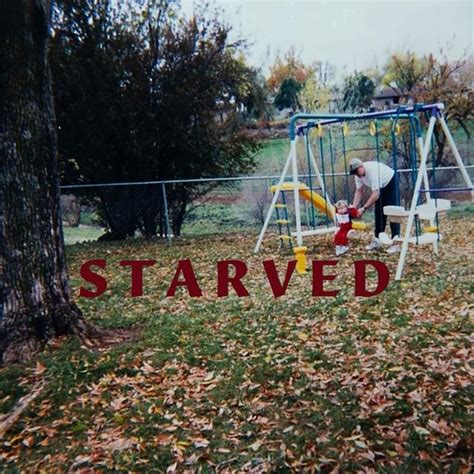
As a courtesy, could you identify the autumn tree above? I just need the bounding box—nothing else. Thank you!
[0,0,91,361]
[267,48,313,94]
[383,51,429,95]
[383,51,473,164]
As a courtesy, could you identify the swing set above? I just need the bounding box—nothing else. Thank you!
[254,103,473,280]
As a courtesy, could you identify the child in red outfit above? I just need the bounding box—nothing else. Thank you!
[334,200,358,256]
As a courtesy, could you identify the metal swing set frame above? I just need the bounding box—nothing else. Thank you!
[254,103,473,280]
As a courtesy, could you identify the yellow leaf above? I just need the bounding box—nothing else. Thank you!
[177,440,191,449]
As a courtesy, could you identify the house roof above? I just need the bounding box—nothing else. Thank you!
[373,88,406,99]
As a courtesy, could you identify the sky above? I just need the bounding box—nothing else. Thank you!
[181,0,473,77]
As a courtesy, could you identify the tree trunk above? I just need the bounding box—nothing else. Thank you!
[431,123,447,167]
[139,186,161,238]
[172,196,188,237]
[0,0,91,362]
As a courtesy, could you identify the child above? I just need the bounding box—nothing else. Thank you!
[334,200,358,256]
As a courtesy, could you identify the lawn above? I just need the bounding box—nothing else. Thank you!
[0,211,472,472]
[63,224,105,245]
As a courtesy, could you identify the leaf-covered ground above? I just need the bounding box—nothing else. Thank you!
[1,210,473,472]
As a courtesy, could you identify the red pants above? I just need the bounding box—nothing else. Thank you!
[334,222,353,246]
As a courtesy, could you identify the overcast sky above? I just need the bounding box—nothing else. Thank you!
[181,0,473,77]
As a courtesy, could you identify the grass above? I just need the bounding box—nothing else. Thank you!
[63,224,105,245]
[254,137,290,173]
[0,211,472,472]
[447,201,474,218]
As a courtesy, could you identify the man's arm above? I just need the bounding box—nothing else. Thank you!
[352,187,364,208]
[357,189,380,217]
[364,189,380,209]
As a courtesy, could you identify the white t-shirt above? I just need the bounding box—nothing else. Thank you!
[354,161,394,191]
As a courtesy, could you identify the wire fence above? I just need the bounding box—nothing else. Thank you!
[60,165,474,245]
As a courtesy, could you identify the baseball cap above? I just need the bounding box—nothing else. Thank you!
[349,158,363,175]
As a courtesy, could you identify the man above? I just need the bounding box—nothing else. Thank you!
[349,158,400,253]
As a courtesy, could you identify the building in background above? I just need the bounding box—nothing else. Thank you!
[372,88,413,110]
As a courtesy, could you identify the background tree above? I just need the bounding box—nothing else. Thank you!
[0,0,91,362]
[383,51,429,95]
[153,14,259,235]
[312,60,337,87]
[266,48,313,94]
[342,72,376,112]
[51,0,259,239]
[298,76,331,112]
[274,77,303,111]
[52,0,156,239]
[239,67,273,123]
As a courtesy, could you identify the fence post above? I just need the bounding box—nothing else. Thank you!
[161,183,172,245]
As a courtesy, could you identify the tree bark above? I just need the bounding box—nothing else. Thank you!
[0,0,90,362]
[433,125,447,166]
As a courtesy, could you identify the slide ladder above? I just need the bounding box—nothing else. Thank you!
[274,192,293,250]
